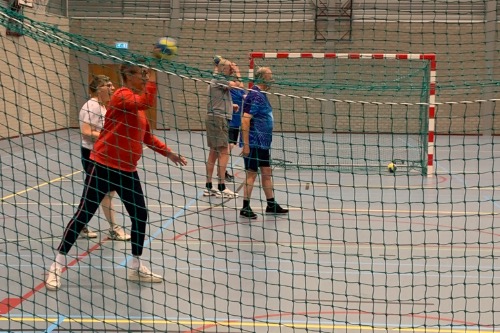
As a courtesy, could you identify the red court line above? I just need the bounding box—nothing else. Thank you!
[174,215,500,246]
[0,171,490,317]
[0,239,108,314]
[0,169,243,315]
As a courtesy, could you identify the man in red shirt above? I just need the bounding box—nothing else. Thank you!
[45,63,187,290]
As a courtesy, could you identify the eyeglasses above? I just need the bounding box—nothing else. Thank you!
[128,69,148,77]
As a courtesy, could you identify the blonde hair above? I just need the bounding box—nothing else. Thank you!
[254,67,271,81]
[216,58,230,72]
[89,75,110,95]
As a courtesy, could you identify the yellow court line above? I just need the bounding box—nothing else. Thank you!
[0,317,489,332]
[0,170,81,202]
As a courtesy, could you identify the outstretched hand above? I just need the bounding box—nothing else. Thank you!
[168,152,188,166]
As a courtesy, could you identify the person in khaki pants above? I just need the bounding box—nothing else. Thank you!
[204,56,243,198]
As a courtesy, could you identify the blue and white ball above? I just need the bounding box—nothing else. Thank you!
[153,37,178,60]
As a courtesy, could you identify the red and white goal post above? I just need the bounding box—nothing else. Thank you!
[248,52,436,176]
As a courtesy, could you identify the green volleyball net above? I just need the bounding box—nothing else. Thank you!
[1,0,500,332]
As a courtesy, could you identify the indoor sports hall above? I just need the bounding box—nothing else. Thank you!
[1,1,500,332]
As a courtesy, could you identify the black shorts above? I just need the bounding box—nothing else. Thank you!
[228,126,240,144]
[244,148,271,171]
[81,147,93,174]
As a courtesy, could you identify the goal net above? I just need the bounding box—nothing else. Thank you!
[250,52,436,175]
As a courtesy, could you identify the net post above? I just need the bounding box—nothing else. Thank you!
[248,54,255,88]
[424,53,437,177]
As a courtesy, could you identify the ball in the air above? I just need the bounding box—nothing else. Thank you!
[388,162,397,173]
[153,37,178,60]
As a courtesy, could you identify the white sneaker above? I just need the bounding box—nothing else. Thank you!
[80,227,98,239]
[109,226,131,241]
[203,188,221,196]
[46,263,61,291]
[217,188,239,199]
[128,265,163,283]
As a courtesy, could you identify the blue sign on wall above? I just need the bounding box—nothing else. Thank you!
[115,42,129,49]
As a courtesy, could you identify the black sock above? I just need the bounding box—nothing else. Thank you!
[218,183,226,191]
[267,198,275,207]
[206,182,212,189]
[243,200,250,209]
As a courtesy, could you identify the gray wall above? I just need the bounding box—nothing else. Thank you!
[0,12,71,139]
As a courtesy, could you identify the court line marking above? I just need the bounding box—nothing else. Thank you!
[0,317,494,332]
[25,178,498,190]
[0,170,81,202]
[5,175,499,191]
[44,314,66,333]
[2,264,497,279]
[435,160,500,217]
[2,142,497,326]
[118,197,198,267]
[1,148,233,313]
[0,316,495,333]
[0,241,105,315]
[118,157,243,267]
[2,202,498,216]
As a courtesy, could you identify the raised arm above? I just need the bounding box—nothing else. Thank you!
[229,62,244,89]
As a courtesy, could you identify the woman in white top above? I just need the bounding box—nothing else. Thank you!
[78,75,130,241]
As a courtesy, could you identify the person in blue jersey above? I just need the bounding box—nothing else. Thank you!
[240,67,289,219]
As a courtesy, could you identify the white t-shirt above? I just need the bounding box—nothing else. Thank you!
[79,98,107,150]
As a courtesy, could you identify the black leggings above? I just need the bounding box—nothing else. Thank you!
[57,162,148,256]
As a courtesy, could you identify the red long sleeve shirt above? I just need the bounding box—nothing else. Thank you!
[91,82,171,172]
